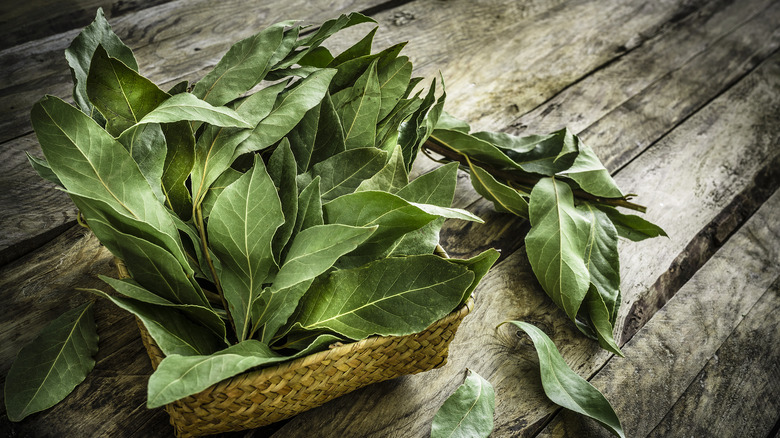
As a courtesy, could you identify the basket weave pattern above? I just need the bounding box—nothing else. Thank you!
[135,300,473,437]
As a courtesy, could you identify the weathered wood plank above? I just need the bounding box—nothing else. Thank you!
[271,43,780,438]
[647,284,780,438]
[0,0,175,51]
[536,188,780,437]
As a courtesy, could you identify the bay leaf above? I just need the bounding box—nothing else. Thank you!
[86,45,169,136]
[431,369,495,438]
[431,128,520,171]
[435,111,470,133]
[191,81,286,208]
[448,249,500,304]
[332,59,381,150]
[4,303,98,422]
[299,147,386,202]
[147,335,336,407]
[594,205,668,242]
[134,93,252,129]
[65,8,138,119]
[289,255,474,339]
[507,321,625,438]
[117,123,167,204]
[88,289,222,356]
[192,21,291,106]
[31,95,184,253]
[161,121,195,220]
[252,224,376,341]
[234,69,336,157]
[558,138,623,198]
[268,139,299,262]
[467,161,529,218]
[377,56,412,121]
[582,286,623,356]
[99,276,226,341]
[25,153,62,186]
[328,27,376,66]
[577,203,621,324]
[208,156,285,341]
[356,144,408,193]
[200,168,243,219]
[524,178,591,321]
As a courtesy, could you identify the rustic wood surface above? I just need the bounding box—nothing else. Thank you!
[1,0,779,437]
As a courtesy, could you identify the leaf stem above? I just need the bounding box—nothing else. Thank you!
[194,205,237,332]
[423,137,647,213]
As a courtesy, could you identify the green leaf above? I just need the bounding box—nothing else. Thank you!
[328,27,376,66]
[88,289,222,356]
[135,93,252,129]
[26,153,62,186]
[582,286,623,356]
[467,160,529,218]
[431,128,520,171]
[396,162,459,206]
[290,255,474,339]
[399,80,440,170]
[64,8,138,119]
[72,195,206,307]
[201,168,242,219]
[577,203,621,324]
[4,303,98,422]
[274,12,375,70]
[558,137,623,198]
[431,369,495,438]
[594,205,668,242]
[329,43,406,93]
[252,224,376,341]
[234,69,336,157]
[208,156,285,341]
[31,95,184,251]
[375,90,422,154]
[299,147,386,202]
[191,81,286,208]
[332,60,381,150]
[268,139,298,262]
[274,224,376,291]
[298,46,333,68]
[308,92,347,168]
[99,276,226,341]
[448,249,500,304]
[471,131,550,155]
[507,321,625,438]
[192,21,291,106]
[524,178,591,321]
[147,335,335,407]
[356,144,408,193]
[117,123,167,204]
[160,121,195,220]
[86,45,169,136]
[435,111,470,132]
[290,176,323,239]
[322,190,439,265]
[494,128,578,175]
[377,57,413,121]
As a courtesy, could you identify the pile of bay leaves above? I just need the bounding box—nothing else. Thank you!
[5,9,666,438]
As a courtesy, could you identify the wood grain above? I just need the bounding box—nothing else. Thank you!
[271,42,780,438]
[0,0,175,50]
[536,188,780,437]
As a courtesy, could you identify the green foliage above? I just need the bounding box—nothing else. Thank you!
[431,369,495,438]
[4,303,98,422]
[16,12,492,420]
[507,321,625,438]
[16,10,665,435]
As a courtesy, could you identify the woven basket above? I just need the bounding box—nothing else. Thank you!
[117,258,473,437]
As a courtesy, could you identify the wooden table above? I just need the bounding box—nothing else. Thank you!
[2,0,779,436]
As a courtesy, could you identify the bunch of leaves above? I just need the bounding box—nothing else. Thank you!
[9,10,500,420]
[424,115,666,356]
